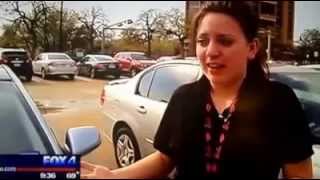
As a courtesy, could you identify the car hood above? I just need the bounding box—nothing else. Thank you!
[137,60,157,64]
[107,78,130,86]
[94,60,118,64]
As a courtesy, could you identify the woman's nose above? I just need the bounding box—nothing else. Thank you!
[206,41,221,58]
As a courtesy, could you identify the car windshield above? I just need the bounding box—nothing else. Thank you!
[131,54,152,60]
[48,54,71,60]
[94,56,113,61]
[0,82,53,154]
[2,52,28,59]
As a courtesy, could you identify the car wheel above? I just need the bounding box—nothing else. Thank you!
[114,73,121,79]
[75,68,80,76]
[68,74,75,80]
[41,69,47,79]
[130,69,137,77]
[114,126,141,168]
[25,74,32,82]
[90,68,96,79]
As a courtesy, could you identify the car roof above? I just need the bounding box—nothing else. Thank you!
[0,48,26,53]
[0,65,12,81]
[156,59,200,66]
[86,54,113,58]
[270,65,320,73]
[116,51,145,55]
[41,52,69,55]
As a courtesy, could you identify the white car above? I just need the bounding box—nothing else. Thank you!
[33,52,77,80]
[156,56,183,63]
[100,60,201,167]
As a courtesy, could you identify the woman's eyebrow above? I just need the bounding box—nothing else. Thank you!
[197,33,209,38]
[197,33,236,40]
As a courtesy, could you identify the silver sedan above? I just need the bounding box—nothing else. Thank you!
[33,52,77,80]
[100,60,201,167]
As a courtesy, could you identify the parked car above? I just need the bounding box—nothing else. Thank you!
[100,60,201,167]
[156,56,183,63]
[113,52,157,77]
[0,64,101,155]
[77,54,121,79]
[32,52,77,80]
[0,48,33,82]
[185,56,198,61]
[269,65,320,177]
[269,65,320,143]
[100,61,320,171]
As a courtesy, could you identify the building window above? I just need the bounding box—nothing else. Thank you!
[260,2,276,15]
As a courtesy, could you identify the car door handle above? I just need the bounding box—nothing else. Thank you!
[136,106,147,114]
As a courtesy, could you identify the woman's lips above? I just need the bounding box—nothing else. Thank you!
[206,62,226,70]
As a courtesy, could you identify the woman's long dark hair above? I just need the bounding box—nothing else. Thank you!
[191,1,269,80]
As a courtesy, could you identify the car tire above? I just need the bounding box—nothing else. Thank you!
[130,69,137,77]
[114,73,121,79]
[68,74,75,80]
[41,69,47,79]
[90,68,96,79]
[75,68,80,76]
[25,74,32,82]
[114,126,141,168]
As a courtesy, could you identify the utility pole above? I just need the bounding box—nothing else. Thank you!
[59,1,64,52]
[101,28,105,53]
[267,29,271,61]
[146,15,151,57]
[100,19,133,53]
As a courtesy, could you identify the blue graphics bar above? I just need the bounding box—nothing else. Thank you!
[0,155,80,179]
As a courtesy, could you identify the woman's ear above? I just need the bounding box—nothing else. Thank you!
[248,38,259,61]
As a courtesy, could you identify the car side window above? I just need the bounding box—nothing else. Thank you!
[42,54,47,61]
[148,65,199,102]
[137,70,154,97]
[83,57,89,62]
[35,56,41,61]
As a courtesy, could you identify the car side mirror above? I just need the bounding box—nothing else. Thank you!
[65,126,101,156]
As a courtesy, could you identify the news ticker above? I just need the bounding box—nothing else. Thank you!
[0,155,80,179]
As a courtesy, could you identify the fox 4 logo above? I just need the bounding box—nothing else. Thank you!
[43,155,77,166]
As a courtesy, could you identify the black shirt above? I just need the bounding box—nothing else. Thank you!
[153,74,314,178]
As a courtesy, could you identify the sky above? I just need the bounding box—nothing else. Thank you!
[1,1,320,41]
[62,1,320,41]
[294,1,320,41]
[63,1,184,24]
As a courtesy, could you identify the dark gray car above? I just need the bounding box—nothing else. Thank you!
[0,64,101,155]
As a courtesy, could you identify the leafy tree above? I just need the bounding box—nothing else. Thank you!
[295,28,320,63]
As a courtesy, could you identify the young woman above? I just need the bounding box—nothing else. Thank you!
[81,2,313,178]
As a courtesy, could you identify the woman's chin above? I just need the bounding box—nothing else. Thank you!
[206,74,227,84]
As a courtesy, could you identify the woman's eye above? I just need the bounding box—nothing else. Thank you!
[217,37,234,46]
[196,39,209,47]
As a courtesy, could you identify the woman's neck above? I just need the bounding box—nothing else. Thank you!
[209,75,245,113]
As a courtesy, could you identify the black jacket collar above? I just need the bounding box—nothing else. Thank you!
[192,73,268,113]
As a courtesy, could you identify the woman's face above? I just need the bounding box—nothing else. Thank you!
[196,13,258,85]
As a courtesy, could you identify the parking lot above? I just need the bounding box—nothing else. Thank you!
[23,75,121,169]
[22,72,320,178]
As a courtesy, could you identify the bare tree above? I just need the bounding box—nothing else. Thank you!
[137,9,165,56]
[78,6,107,52]
[1,1,51,58]
[163,8,186,57]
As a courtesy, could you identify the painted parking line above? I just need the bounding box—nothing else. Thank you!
[102,130,113,143]
[75,76,93,82]
[31,76,55,84]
